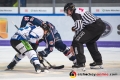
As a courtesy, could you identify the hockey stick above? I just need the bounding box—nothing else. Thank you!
[43,58,64,69]
[11,21,19,29]
[11,21,64,69]
[36,50,64,69]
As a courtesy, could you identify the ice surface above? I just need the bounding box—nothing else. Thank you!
[0,46,120,80]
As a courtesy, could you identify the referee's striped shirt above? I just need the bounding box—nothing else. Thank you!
[71,8,99,33]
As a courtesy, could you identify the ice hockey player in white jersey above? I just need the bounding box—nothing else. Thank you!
[6,24,50,73]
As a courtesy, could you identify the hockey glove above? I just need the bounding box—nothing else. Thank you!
[38,51,48,57]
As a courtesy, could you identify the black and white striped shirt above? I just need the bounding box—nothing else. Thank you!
[71,8,99,33]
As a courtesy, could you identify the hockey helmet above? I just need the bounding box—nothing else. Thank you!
[41,22,50,31]
[64,3,75,14]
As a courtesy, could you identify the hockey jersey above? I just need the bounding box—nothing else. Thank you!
[20,16,61,55]
[20,15,58,34]
[71,8,99,35]
[11,25,44,44]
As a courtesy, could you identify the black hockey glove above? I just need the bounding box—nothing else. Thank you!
[38,50,48,63]
[38,51,48,57]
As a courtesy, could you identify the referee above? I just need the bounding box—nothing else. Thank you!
[64,3,106,68]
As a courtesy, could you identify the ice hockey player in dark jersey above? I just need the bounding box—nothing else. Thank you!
[64,3,106,69]
[20,15,76,65]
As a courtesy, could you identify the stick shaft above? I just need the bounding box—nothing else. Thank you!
[43,58,53,67]
[11,21,19,29]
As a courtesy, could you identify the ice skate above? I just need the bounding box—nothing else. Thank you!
[72,63,86,71]
[5,60,16,71]
[90,62,103,69]
[32,62,45,74]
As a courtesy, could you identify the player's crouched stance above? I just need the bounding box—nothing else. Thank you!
[64,3,105,70]
[6,25,50,73]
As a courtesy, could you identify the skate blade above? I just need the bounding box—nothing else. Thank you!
[36,70,41,74]
[72,67,86,72]
[90,65,103,69]
[44,70,49,73]
[5,69,13,71]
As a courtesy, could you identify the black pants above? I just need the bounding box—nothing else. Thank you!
[10,40,33,55]
[72,19,106,65]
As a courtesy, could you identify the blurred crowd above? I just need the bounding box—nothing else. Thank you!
[0,0,26,7]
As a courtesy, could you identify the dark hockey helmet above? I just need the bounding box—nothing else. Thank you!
[41,21,50,31]
[64,3,75,14]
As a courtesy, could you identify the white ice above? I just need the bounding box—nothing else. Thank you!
[0,46,120,80]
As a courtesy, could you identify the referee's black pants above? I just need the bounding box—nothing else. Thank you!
[72,19,106,65]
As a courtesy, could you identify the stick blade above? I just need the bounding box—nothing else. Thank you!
[52,65,64,69]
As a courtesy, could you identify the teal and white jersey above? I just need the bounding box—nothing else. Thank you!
[11,25,44,43]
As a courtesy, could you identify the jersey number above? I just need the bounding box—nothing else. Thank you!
[19,26,29,31]
[24,17,29,21]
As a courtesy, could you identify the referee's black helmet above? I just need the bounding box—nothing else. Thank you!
[64,3,75,14]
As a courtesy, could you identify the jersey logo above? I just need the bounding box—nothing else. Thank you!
[24,17,29,21]
[79,8,84,12]
[12,35,18,39]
